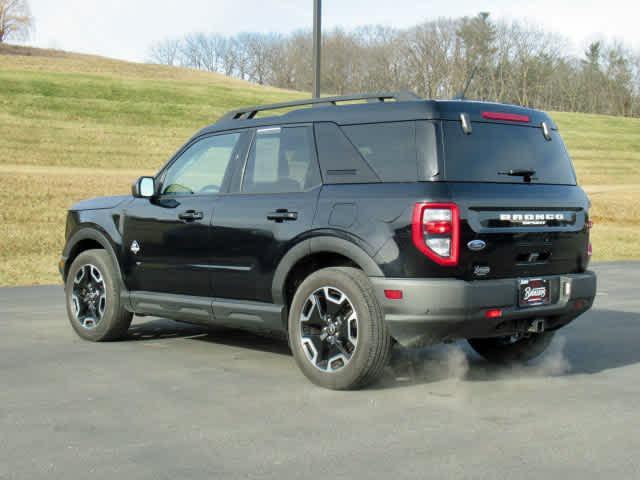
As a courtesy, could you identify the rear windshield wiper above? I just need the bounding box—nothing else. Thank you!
[498,169,536,182]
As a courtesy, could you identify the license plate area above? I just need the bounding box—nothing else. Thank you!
[518,278,551,307]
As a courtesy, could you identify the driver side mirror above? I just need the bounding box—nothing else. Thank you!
[132,176,156,198]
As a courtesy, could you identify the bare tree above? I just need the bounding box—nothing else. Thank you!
[0,0,33,42]
[402,19,460,98]
[322,28,363,94]
[601,43,634,116]
[146,14,640,117]
[632,53,640,115]
[179,33,206,70]
[354,26,404,92]
[457,13,497,99]
[147,38,181,66]
[240,33,281,84]
[218,37,237,76]
[192,33,230,72]
[285,31,313,91]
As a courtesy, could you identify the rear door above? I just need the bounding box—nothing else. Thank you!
[122,131,248,296]
[441,120,591,280]
[210,125,322,303]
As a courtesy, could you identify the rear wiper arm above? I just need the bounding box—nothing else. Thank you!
[498,169,536,182]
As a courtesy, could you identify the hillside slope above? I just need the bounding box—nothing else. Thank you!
[0,45,638,285]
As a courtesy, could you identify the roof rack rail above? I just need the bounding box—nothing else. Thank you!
[219,91,422,121]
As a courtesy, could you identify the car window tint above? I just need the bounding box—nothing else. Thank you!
[162,133,241,195]
[242,126,320,194]
[442,121,576,185]
[341,121,419,182]
[314,122,380,184]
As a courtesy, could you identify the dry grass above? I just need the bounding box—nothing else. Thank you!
[582,186,640,261]
[0,47,306,285]
[553,111,640,185]
[0,43,291,88]
[0,167,137,285]
[0,45,638,286]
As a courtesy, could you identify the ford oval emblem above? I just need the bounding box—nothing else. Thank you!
[467,239,486,251]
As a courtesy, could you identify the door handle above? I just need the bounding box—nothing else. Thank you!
[178,210,204,221]
[267,209,298,222]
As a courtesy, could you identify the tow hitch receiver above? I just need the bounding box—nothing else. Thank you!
[528,319,546,333]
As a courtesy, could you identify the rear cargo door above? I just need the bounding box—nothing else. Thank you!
[441,120,591,280]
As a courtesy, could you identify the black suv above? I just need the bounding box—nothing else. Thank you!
[60,92,596,389]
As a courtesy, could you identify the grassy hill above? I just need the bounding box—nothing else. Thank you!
[1,44,639,285]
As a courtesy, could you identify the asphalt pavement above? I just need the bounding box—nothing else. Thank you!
[1,262,639,479]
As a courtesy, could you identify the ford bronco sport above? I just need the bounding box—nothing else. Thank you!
[60,92,597,389]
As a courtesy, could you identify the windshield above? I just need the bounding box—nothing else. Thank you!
[442,121,576,185]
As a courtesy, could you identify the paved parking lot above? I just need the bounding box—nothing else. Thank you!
[1,262,639,479]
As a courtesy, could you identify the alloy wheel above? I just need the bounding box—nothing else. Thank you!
[71,264,107,329]
[299,286,358,372]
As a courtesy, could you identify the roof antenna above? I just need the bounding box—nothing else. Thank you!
[454,64,478,100]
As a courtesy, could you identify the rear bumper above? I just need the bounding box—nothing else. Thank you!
[370,271,597,347]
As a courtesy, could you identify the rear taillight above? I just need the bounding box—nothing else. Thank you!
[412,202,460,266]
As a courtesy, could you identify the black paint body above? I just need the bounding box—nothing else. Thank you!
[61,98,594,342]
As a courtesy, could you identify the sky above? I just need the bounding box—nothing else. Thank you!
[20,0,640,62]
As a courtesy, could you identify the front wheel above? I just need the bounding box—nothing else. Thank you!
[65,249,133,341]
[288,267,391,390]
[468,331,556,364]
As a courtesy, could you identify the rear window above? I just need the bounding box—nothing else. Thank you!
[442,121,576,185]
[341,121,438,182]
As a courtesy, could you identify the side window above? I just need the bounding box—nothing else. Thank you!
[242,126,320,194]
[314,122,380,184]
[341,121,419,182]
[161,132,241,195]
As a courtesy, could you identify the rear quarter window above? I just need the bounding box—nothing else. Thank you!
[341,121,438,182]
[442,121,576,185]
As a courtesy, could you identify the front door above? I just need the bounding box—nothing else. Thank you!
[122,131,247,297]
[210,125,322,303]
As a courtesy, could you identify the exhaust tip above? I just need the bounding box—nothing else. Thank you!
[527,319,546,334]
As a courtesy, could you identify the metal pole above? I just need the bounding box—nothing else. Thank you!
[312,0,322,98]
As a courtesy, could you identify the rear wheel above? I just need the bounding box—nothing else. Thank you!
[288,267,391,390]
[65,249,132,341]
[468,331,555,364]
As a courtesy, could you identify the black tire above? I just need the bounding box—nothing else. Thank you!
[65,249,133,341]
[288,267,391,390]
[468,331,555,364]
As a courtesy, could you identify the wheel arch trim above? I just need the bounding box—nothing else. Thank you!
[62,227,130,308]
[63,227,117,267]
[271,235,384,305]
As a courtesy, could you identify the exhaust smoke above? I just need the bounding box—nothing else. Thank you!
[386,334,571,386]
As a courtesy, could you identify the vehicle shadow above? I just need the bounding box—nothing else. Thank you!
[376,308,640,389]
[125,308,640,388]
[126,318,210,341]
[189,328,291,356]
[126,317,291,356]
